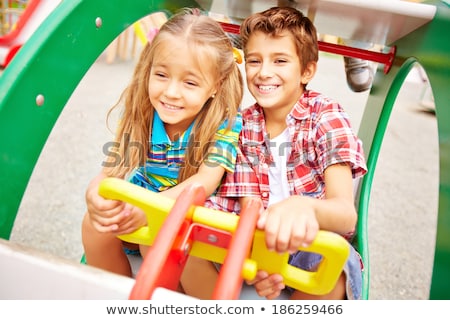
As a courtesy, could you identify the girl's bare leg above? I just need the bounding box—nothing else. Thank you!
[139,245,207,299]
[180,256,219,299]
[81,212,132,277]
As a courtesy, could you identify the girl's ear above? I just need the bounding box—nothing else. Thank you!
[301,61,317,85]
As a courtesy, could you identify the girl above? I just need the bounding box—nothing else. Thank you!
[81,8,243,295]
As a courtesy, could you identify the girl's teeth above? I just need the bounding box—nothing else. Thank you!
[259,85,277,92]
[165,103,179,110]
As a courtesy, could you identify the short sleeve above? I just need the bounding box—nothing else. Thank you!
[205,113,243,172]
[316,108,367,179]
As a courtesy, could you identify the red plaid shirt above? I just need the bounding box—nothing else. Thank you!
[206,90,367,219]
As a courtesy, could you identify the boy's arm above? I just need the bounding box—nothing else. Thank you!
[262,163,357,253]
[314,162,358,234]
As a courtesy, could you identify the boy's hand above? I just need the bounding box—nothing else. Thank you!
[246,270,285,299]
[257,196,319,254]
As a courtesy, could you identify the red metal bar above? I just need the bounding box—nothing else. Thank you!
[219,21,396,74]
[318,41,396,74]
[219,21,240,34]
[129,184,206,300]
[212,198,261,300]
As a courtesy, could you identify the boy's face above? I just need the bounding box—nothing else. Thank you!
[244,31,306,116]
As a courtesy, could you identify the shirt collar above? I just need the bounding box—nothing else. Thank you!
[289,90,313,120]
[151,111,195,147]
[243,90,312,124]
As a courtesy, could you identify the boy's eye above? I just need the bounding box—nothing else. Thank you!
[246,59,260,65]
[275,59,287,64]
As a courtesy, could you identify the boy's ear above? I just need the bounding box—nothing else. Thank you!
[301,61,317,85]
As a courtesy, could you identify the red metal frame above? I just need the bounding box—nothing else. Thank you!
[212,198,260,299]
[129,184,207,299]
[129,185,261,300]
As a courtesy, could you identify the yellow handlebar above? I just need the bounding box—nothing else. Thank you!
[98,177,350,295]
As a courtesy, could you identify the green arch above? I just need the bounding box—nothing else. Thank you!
[0,0,199,239]
[355,0,450,299]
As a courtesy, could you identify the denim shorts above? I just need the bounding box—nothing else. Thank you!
[285,243,363,299]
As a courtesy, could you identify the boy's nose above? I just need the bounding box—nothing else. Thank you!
[258,62,274,78]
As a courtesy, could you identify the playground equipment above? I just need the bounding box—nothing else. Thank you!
[105,11,167,64]
[98,177,350,299]
[0,0,59,67]
[0,0,449,299]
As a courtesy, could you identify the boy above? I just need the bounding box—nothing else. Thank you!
[207,6,367,300]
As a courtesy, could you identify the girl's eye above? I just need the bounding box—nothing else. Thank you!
[155,72,166,78]
[185,81,198,87]
[275,59,287,64]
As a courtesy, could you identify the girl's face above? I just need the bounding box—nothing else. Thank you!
[148,40,217,140]
[244,31,312,118]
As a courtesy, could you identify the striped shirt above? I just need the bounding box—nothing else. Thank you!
[128,111,242,192]
[206,90,367,222]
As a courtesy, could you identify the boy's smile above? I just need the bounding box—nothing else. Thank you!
[257,84,280,93]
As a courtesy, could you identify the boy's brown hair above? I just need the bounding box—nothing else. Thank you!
[240,6,319,72]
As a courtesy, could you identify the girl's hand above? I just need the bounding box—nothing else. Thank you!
[85,174,147,234]
[257,196,319,254]
[246,270,285,300]
[85,174,126,232]
[113,203,148,235]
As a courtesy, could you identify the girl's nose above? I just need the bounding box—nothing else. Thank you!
[164,80,181,98]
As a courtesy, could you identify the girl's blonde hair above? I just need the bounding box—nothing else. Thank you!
[104,8,243,182]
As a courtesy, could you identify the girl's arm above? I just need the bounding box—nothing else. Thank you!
[161,163,226,199]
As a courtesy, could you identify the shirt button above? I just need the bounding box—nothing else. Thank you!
[262,192,268,198]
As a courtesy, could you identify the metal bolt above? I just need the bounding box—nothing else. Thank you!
[207,234,218,243]
[95,17,102,28]
[36,94,44,106]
